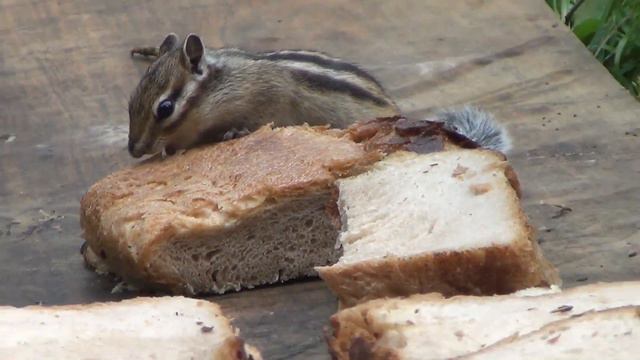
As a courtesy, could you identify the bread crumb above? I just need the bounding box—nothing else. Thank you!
[547,334,561,344]
[469,183,491,195]
[201,326,214,333]
[551,305,573,313]
[452,164,468,178]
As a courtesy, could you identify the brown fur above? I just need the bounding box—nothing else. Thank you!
[128,51,192,155]
[127,34,399,157]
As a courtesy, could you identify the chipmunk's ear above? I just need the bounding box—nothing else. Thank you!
[182,34,205,74]
[158,33,179,56]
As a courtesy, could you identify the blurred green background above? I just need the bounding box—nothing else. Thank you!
[546,0,640,98]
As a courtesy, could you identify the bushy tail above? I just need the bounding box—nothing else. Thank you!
[436,105,512,153]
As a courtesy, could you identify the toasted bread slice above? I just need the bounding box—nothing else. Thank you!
[81,125,378,294]
[461,306,640,360]
[80,118,478,295]
[316,149,559,307]
[0,297,260,360]
[327,282,640,360]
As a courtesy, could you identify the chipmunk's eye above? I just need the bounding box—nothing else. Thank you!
[156,99,174,121]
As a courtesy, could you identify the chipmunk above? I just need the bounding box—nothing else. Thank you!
[127,33,510,158]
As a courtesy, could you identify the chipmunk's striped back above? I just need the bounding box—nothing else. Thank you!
[209,48,394,108]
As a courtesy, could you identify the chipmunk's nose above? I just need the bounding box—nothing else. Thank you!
[128,139,143,158]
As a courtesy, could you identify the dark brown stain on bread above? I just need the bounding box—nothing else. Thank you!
[348,337,374,360]
[347,116,479,155]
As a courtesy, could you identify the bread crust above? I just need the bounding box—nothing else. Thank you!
[213,337,263,360]
[319,239,559,308]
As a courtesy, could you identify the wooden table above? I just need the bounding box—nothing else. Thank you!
[1,0,639,358]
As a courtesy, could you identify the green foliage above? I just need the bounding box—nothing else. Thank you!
[546,0,640,97]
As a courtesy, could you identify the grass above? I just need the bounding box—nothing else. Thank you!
[546,0,640,97]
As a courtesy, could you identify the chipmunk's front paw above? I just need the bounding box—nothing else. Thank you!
[222,127,251,141]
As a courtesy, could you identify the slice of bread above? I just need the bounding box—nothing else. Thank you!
[461,306,640,360]
[80,118,476,295]
[81,125,379,295]
[327,281,640,360]
[0,296,260,360]
[316,149,559,307]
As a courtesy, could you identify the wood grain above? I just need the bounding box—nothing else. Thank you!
[0,0,638,359]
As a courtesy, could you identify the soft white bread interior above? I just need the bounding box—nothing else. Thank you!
[327,281,640,360]
[0,296,261,360]
[461,306,640,360]
[317,149,559,307]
